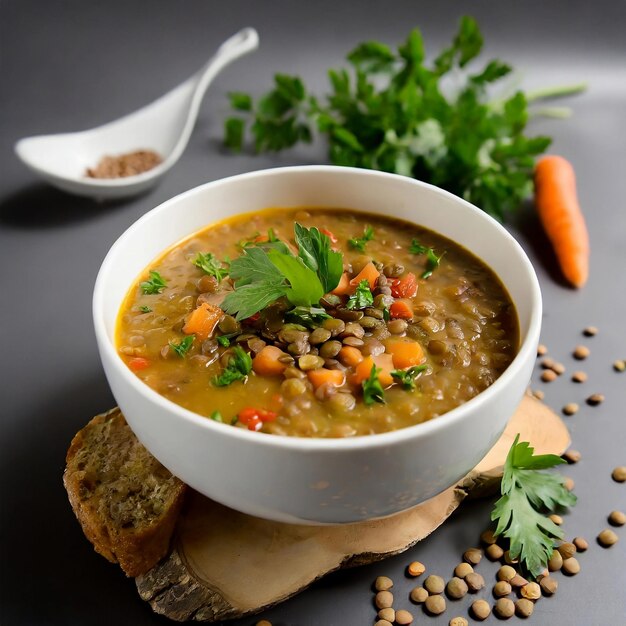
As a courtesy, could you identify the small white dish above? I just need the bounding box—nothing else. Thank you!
[93,166,542,524]
[14,28,259,200]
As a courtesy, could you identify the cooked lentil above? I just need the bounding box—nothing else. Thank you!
[597,529,619,547]
[117,208,518,437]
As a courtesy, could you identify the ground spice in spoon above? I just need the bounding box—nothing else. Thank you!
[86,149,162,178]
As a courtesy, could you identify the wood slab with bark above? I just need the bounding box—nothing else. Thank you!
[135,395,570,622]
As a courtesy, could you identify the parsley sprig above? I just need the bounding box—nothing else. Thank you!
[224,17,585,220]
[169,335,194,358]
[391,364,427,389]
[213,346,253,387]
[410,239,444,279]
[491,435,577,578]
[140,270,167,294]
[362,364,385,405]
[346,280,374,310]
[192,252,229,282]
[348,225,374,252]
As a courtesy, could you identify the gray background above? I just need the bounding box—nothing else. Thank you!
[1,1,625,624]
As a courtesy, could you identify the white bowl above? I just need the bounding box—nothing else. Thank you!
[93,166,541,524]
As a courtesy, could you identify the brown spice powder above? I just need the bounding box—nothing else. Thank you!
[86,149,162,178]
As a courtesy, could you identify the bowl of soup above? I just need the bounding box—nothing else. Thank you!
[93,165,541,524]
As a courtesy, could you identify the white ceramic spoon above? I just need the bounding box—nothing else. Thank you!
[14,27,259,200]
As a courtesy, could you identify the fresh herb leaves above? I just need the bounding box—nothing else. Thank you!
[346,280,374,310]
[213,346,253,386]
[210,410,224,422]
[169,335,194,358]
[391,364,428,389]
[138,305,152,313]
[285,306,331,327]
[222,16,585,220]
[362,364,385,405]
[192,252,229,282]
[410,240,444,279]
[491,435,577,578]
[140,270,167,295]
[409,239,428,255]
[348,226,374,252]
[222,224,340,320]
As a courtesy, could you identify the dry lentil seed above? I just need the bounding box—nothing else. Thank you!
[612,466,626,482]
[537,344,548,356]
[471,599,491,621]
[549,513,563,525]
[374,576,394,591]
[552,362,566,375]
[378,607,395,622]
[494,597,515,619]
[562,402,579,416]
[609,510,626,526]
[540,576,558,596]
[557,542,577,559]
[395,609,414,625]
[515,598,534,618]
[541,357,556,369]
[503,550,519,565]
[573,537,589,551]
[497,565,516,582]
[541,369,557,383]
[375,621,392,626]
[464,572,485,592]
[424,595,446,615]
[583,326,598,336]
[480,529,497,545]
[509,575,528,589]
[309,327,331,344]
[586,393,604,406]
[571,370,587,383]
[561,557,581,575]
[597,529,619,547]
[410,586,428,603]
[454,562,473,578]
[485,543,503,561]
[375,590,394,609]
[565,477,575,491]
[256,620,272,626]
[424,575,445,594]
[573,345,590,359]
[613,359,626,372]
[446,577,468,599]
[532,389,545,400]
[548,549,563,571]
[493,581,512,597]
[407,561,426,577]
[463,548,482,565]
[520,582,541,600]
[449,618,469,626]
[563,449,581,463]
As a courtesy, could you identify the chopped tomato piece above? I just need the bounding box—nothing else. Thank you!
[128,357,150,371]
[238,407,259,424]
[238,406,278,430]
[390,299,413,319]
[320,228,338,244]
[247,415,263,431]
[390,272,418,298]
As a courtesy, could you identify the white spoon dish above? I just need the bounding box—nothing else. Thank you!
[14,27,259,200]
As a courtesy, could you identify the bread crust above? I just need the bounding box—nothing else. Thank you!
[63,408,186,577]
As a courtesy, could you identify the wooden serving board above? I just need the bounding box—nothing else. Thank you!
[134,395,570,622]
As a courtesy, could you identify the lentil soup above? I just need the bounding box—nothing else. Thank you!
[116,208,518,437]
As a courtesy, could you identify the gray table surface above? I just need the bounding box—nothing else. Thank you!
[1,1,625,624]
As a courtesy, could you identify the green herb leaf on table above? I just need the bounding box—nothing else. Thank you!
[169,335,194,358]
[362,364,385,405]
[213,346,253,387]
[140,270,167,295]
[391,364,428,389]
[491,435,577,578]
[348,225,374,252]
[192,252,229,282]
[346,280,374,310]
[223,16,585,220]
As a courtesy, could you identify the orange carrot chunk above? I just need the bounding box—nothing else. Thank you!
[349,261,380,292]
[353,354,394,387]
[390,299,413,320]
[128,357,150,371]
[534,155,589,288]
[252,346,288,376]
[183,302,223,340]
[386,339,425,369]
[307,368,346,389]
[331,272,352,296]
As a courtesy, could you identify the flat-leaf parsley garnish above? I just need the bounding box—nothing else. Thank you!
[192,252,229,282]
[391,364,428,389]
[213,345,253,387]
[140,270,167,295]
[491,435,577,578]
[346,280,374,310]
[362,364,385,405]
[348,225,374,252]
[169,335,194,358]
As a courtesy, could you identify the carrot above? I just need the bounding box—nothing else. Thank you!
[349,261,380,291]
[183,302,223,339]
[128,357,150,371]
[252,346,288,376]
[534,155,589,288]
[331,272,352,295]
[338,346,364,367]
[390,272,418,298]
[352,354,394,387]
[386,339,425,369]
[390,299,413,320]
[307,368,346,389]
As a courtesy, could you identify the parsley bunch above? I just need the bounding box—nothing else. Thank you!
[225,16,585,220]
[492,435,577,578]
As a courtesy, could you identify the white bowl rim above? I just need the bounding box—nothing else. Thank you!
[93,164,542,452]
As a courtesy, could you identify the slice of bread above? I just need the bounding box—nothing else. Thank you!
[63,408,186,577]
